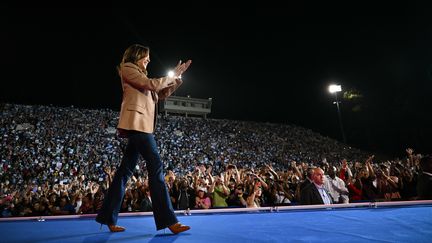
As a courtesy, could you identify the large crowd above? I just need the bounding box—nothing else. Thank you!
[0,103,427,217]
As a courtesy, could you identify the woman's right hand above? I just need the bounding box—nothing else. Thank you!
[174,60,192,78]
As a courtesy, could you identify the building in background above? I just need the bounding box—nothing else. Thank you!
[160,96,212,118]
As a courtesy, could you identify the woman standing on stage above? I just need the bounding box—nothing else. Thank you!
[96,44,192,234]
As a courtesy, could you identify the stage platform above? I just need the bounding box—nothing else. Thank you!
[1,201,431,242]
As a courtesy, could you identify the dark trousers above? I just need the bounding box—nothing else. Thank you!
[96,132,178,230]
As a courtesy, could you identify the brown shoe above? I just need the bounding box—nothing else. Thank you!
[168,222,190,234]
[108,225,126,232]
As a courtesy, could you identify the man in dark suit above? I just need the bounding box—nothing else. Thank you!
[300,167,333,205]
[417,155,432,200]
[140,187,152,212]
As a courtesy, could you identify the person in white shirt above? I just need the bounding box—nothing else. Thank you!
[324,166,349,203]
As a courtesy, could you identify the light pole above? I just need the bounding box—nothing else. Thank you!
[328,84,346,143]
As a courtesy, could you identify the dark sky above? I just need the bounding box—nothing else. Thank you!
[2,6,431,157]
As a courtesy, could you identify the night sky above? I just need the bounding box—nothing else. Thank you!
[2,6,431,158]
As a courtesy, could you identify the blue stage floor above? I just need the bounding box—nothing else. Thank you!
[1,204,431,242]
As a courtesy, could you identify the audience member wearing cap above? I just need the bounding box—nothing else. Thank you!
[195,187,211,209]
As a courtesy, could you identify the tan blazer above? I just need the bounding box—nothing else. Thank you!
[117,62,182,134]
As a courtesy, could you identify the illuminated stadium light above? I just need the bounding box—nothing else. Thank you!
[328,84,346,143]
[328,84,342,93]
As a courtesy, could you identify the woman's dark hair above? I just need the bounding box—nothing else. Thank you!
[122,44,149,64]
[117,44,150,74]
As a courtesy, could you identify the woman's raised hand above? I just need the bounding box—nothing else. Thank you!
[174,60,192,78]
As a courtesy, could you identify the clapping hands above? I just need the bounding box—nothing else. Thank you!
[173,60,192,78]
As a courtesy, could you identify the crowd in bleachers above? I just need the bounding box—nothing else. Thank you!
[0,103,427,217]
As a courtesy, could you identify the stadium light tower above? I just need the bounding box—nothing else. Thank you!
[328,84,346,143]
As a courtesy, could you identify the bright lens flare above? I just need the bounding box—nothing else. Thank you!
[168,70,182,79]
[328,84,342,93]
